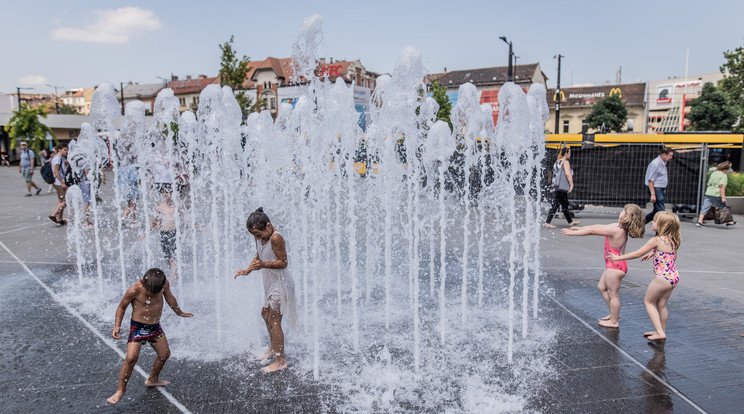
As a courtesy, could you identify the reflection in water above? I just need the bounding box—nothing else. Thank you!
[643,341,673,413]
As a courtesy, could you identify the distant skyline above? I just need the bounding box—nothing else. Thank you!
[2,0,743,95]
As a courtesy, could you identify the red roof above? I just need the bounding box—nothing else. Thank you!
[167,76,219,95]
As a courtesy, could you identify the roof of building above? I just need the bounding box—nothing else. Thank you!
[122,83,163,99]
[428,63,544,88]
[546,83,646,107]
[166,76,219,95]
[245,57,370,88]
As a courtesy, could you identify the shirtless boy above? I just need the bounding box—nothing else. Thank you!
[107,268,193,405]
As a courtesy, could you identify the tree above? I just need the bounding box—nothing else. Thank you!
[687,82,737,131]
[4,104,55,151]
[59,103,79,114]
[218,35,260,119]
[430,80,452,130]
[585,95,627,132]
[719,45,744,131]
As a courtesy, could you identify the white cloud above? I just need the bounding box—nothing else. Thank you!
[51,7,161,44]
[19,75,49,86]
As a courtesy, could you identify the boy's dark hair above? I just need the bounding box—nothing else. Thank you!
[246,207,270,231]
[58,142,68,149]
[660,147,673,155]
[142,268,167,293]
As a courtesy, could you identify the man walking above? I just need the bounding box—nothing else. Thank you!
[49,144,69,225]
[644,147,674,224]
[18,142,41,196]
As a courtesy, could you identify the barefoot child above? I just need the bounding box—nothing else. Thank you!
[561,204,645,328]
[609,211,681,341]
[107,268,193,404]
[234,208,297,373]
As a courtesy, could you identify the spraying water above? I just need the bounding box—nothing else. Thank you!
[60,14,555,411]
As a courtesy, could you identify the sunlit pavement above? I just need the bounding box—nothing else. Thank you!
[1,166,742,413]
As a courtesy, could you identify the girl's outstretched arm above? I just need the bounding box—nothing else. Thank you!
[609,237,659,262]
[561,224,618,237]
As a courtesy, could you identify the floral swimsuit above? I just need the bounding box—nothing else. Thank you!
[652,238,679,287]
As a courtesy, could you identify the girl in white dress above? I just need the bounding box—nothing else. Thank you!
[234,208,297,372]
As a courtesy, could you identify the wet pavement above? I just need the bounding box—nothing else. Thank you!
[1,167,743,413]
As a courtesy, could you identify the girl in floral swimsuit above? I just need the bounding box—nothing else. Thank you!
[562,204,646,328]
[609,211,681,341]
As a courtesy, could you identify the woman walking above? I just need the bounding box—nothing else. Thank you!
[545,147,579,228]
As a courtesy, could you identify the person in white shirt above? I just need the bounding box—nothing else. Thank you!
[18,141,41,196]
[49,144,69,225]
[644,147,674,224]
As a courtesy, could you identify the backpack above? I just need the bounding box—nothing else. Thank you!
[40,161,55,184]
[64,166,84,186]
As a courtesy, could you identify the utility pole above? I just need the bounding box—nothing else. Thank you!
[16,87,33,110]
[554,54,564,134]
[514,56,519,80]
[47,84,64,114]
[499,36,514,82]
[120,82,125,115]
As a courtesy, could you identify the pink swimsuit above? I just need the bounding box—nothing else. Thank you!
[652,238,679,286]
[604,226,628,273]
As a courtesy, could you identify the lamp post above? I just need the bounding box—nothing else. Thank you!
[554,54,564,134]
[499,36,514,82]
[46,84,64,114]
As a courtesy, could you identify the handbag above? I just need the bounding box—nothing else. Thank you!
[714,205,733,224]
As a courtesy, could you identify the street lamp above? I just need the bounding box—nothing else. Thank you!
[499,36,514,82]
[47,84,64,114]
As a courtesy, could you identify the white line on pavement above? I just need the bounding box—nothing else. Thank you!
[0,240,191,413]
[543,291,708,414]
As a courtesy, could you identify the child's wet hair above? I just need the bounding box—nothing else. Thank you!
[142,268,167,293]
[246,208,271,231]
[654,211,681,250]
[619,204,645,238]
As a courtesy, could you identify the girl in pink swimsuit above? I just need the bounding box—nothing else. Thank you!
[562,204,646,328]
[609,211,681,341]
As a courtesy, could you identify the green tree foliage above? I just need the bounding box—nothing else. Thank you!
[430,80,452,130]
[687,82,737,131]
[719,45,744,131]
[218,35,260,119]
[4,104,55,151]
[585,95,627,132]
[59,103,79,114]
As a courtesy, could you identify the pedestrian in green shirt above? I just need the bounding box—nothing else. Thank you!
[697,161,736,227]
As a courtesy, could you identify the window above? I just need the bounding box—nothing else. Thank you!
[627,118,634,132]
[179,98,185,107]
[562,120,569,133]
[581,119,589,133]
[270,98,276,110]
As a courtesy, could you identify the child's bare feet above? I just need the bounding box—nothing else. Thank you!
[261,359,287,373]
[258,349,276,361]
[643,331,656,337]
[144,379,170,387]
[598,319,619,328]
[647,333,666,341]
[569,220,581,226]
[107,391,124,404]
[543,223,557,229]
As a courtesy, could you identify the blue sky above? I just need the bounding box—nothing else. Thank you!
[2,0,743,94]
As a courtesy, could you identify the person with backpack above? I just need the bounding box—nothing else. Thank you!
[49,143,69,225]
[18,141,41,197]
[544,147,579,229]
[40,148,57,193]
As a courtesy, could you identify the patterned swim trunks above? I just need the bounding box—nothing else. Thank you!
[127,320,165,343]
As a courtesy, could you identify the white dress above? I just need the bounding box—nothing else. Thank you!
[257,232,298,329]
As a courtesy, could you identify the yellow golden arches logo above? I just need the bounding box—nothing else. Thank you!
[553,91,565,102]
[609,88,622,98]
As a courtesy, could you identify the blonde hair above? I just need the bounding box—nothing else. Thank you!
[717,161,732,171]
[654,211,681,251]
[619,204,645,238]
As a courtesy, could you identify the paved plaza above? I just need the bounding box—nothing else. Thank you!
[1,166,742,413]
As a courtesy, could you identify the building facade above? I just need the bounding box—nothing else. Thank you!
[166,75,220,113]
[646,72,724,133]
[121,82,163,115]
[427,63,548,124]
[545,83,646,134]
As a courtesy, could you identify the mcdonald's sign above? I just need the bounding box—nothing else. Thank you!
[553,91,565,102]
[609,88,622,98]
